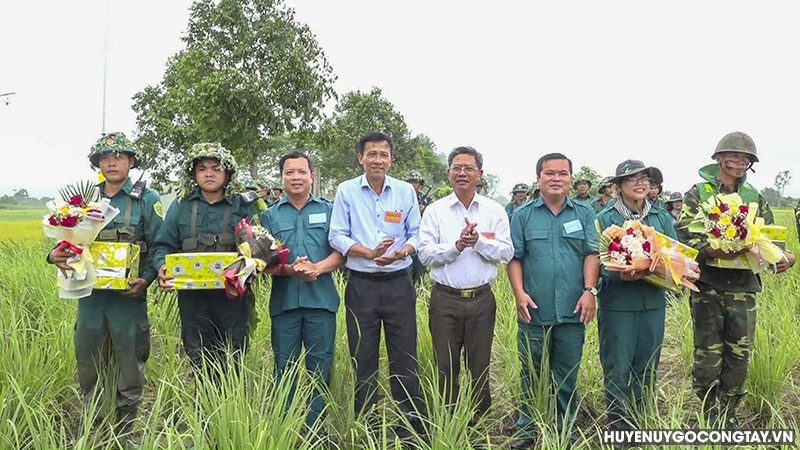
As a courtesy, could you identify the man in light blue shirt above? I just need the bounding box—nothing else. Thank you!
[328,131,423,439]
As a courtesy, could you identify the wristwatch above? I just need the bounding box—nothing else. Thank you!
[583,286,597,296]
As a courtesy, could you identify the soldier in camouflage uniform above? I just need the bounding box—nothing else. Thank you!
[677,132,795,428]
[268,181,284,207]
[152,143,256,373]
[505,183,529,219]
[48,132,163,437]
[405,170,429,284]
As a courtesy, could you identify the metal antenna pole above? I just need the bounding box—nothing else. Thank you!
[101,0,110,132]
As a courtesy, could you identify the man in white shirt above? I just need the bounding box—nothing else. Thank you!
[418,146,514,432]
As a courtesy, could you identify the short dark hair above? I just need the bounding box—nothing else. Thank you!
[447,146,483,169]
[279,151,313,174]
[357,132,393,155]
[536,153,573,177]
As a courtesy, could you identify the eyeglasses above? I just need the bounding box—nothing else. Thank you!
[449,165,478,174]
[624,176,651,185]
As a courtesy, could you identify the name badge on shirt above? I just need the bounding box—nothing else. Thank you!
[308,212,326,224]
[480,231,496,239]
[384,211,402,223]
[563,219,583,234]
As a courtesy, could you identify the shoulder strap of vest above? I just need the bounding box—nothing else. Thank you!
[191,199,198,239]
[124,195,133,227]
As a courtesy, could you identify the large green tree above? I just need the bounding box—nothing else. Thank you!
[132,0,336,191]
[315,88,448,194]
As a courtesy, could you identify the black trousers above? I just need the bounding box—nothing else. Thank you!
[345,270,422,417]
[429,283,495,417]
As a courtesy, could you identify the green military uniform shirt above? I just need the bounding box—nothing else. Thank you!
[259,195,339,317]
[98,178,163,284]
[572,193,593,204]
[596,204,677,311]
[150,190,256,269]
[510,197,599,325]
[677,164,774,293]
[505,199,525,219]
[591,196,614,213]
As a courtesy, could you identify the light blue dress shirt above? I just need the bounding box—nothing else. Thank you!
[329,174,420,272]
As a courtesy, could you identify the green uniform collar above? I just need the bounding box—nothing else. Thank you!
[698,163,748,190]
[98,177,133,197]
[186,189,234,205]
[531,195,576,215]
[273,193,322,209]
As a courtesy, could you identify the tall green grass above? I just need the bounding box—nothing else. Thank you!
[1,211,798,449]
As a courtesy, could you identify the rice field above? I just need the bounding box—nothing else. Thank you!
[0,208,798,449]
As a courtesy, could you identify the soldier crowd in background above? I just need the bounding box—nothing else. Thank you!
[45,130,798,449]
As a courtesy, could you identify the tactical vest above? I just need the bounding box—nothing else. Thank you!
[695,180,761,215]
[180,199,235,252]
[96,196,148,253]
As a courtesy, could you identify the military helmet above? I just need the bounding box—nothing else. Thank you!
[713,131,759,163]
[179,143,238,198]
[596,176,614,194]
[665,191,683,204]
[271,180,284,192]
[511,183,529,194]
[572,178,592,190]
[405,170,425,185]
[88,132,139,168]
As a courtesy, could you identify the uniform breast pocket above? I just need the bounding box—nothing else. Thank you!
[561,229,586,255]
[307,221,331,256]
[272,221,296,247]
[525,229,550,255]
[381,210,406,237]
[177,213,203,239]
[112,208,141,228]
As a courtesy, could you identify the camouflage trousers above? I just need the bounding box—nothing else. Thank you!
[690,289,756,419]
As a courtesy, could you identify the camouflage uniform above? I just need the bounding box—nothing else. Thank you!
[676,132,773,427]
[505,183,529,220]
[68,133,163,433]
[591,177,615,213]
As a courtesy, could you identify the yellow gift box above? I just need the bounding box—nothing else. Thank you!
[707,225,787,270]
[165,252,238,290]
[91,242,140,290]
[643,232,699,293]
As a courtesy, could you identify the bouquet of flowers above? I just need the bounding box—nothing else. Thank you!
[598,220,700,292]
[688,193,785,273]
[222,218,290,298]
[42,181,119,298]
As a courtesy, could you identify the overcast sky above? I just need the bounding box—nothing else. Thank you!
[3,0,800,199]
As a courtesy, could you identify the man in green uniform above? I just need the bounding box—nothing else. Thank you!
[506,183,529,219]
[664,191,683,226]
[242,176,268,213]
[572,177,593,203]
[48,132,163,437]
[152,143,256,372]
[648,183,665,209]
[677,132,795,428]
[508,153,599,448]
[260,151,344,430]
[591,177,615,213]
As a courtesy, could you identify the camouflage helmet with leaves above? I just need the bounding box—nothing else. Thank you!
[511,183,529,194]
[405,170,425,185]
[179,143,238,198]
[713,131,759,163]
[88,132,139,168]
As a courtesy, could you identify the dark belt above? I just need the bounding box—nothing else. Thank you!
[349,269,409,281]
[433,282,492,299]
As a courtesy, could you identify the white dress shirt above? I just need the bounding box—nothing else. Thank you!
[418,192,513,289]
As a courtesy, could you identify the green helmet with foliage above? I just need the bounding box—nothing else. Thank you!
[405,170,425,185]
[512,183,529,194]
[713,131,759,163]
[88,132,139,168]
[179,143,238,198]
[271,180,284,192]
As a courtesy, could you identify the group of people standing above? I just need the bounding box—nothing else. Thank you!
[47,130,796,448]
